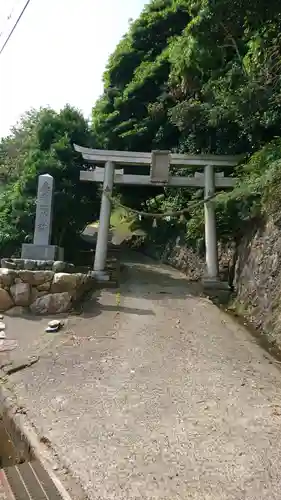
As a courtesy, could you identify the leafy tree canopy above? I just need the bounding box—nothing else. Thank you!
[0,106,99,259]
[91,0,281,248]
[93,0,281,156]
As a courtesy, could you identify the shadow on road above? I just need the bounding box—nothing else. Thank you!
[81,301,155,318]
[119,251,202,299]
[80,250,202,318]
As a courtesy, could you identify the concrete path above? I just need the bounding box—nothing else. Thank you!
[1,253,281,499]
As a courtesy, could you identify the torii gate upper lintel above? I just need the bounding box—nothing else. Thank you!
[74,144,241,286]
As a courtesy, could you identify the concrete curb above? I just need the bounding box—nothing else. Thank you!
[0,376,87,500]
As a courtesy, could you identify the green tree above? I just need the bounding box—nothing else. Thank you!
[0,106,100,260]
[168,0,281,154]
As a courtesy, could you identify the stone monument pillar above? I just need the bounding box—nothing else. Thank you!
[21,174,64,261]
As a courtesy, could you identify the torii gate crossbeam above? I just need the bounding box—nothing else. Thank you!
[74,145,241,287]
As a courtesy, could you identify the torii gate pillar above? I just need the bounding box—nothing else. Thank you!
[204,165,219,281]
[93,161,115,280]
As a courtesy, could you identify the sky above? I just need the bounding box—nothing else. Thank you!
[0,0,147,138]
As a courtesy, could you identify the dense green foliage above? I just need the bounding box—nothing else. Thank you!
[93,0,281,155]
[91,0,281,250]
[0,107,99,259]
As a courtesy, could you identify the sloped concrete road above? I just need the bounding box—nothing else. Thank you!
[2,254,281,499]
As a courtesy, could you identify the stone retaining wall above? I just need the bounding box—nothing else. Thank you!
[1,258,74,273]
[0,269,95,315]
[233,219,281,345]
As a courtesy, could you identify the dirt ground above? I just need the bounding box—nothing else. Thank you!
[1,252,281,499]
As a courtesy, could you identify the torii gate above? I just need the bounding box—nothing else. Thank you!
[74,145,240,287]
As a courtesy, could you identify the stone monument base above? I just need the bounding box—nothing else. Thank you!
[21,244,64,261]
